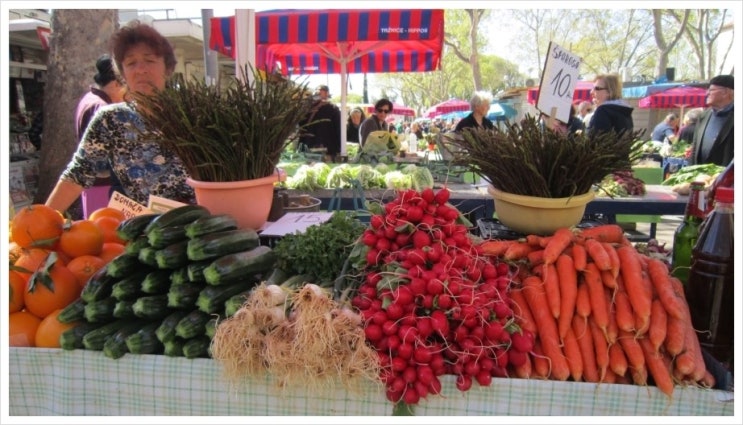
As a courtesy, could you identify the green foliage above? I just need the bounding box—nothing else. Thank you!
[272,212,366,283]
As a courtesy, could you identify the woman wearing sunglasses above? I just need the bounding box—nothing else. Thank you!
[586,73,634,138]
[359,98,394,148]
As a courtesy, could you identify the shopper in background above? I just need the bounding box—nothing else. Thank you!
[677,108,704,145]
[455,91,494,132]
[689,74,734,166]
[345,107,365,144]
[576,100,593,127]
[651,112,679,144]
[359,98,394,147]
[298,84,342,161]
[74,54,127,194]
[46,20,195,214]
[586,73,634,137]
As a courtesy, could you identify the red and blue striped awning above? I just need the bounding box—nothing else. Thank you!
[527,80,595,105]
[210,9,444,75]
[638,86,708,108]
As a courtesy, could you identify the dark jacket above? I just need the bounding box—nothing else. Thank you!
[298,100,341,156]
[587,100,634,137]
[689,105,734,166]
[454,113,494,132]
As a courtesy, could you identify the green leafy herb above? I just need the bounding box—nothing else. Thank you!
[272,212,366,283]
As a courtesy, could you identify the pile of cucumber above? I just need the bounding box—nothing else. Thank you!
[57,205,278,360]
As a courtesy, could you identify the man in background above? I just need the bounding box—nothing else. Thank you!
[298,84,341,162]
[690,75,734,166]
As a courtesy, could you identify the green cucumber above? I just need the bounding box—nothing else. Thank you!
[57,298,86,323]
[147,224,189,249]
[80,266,118,303]
[143,205,211,235]
[82,319,131,351]
[113,299,137,319]
[182,335,211,359]
[203,246,277,286]
[116,213,161,242]
[197,279,256,314]
[156,310,190,343]
[185,214,238,239]
[132,295,170,320]
[83,297,117,323]
[170,267,190,286]
[155,240,190,269]
[103,320,148,359]
[175,309,211,339]
[140,269,173,294]
[167,282,206,309]
[125,322,163,355]
[60,322,103,350]
[111,270,150,300]
[186,260,212,283]
[186,228,260,262]
[106,253,145,279]
[124,235,152,255]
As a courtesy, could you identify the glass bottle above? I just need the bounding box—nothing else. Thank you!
[671,181,706,286]
[685,186,734,370]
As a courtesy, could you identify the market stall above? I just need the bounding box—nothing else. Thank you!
[8,347,734,416]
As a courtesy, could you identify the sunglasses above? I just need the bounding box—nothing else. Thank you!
[593,86,608,91]
[377,108,390,113]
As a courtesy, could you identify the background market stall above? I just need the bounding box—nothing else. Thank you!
[209,9,445,157]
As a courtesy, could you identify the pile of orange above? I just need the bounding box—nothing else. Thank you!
[8,205,128,348]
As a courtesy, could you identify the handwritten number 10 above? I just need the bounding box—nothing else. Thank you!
[550,69,572,100]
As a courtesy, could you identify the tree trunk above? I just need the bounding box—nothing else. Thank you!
[34,9,118,218]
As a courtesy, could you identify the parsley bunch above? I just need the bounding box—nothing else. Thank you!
[273,212,366,284]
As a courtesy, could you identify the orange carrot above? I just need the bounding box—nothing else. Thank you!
[616,246,651,334]
[526,234,546,247]
[562,327,584,382]
[555,254,577,342]
[543,227,575,265]
[531,340,550,379]
[700,370,717,389]
[602,242,621,279]
[618,329,645,373]
[646,258,686,321]
[629,365,649,386]
[584,238,612,271]
[633,272,654,335]
[608,341,628,378]
[589,318,610,382]
[669,277,707,382]
[584,263,609,337]
[480,239,514,257]
[600,269,617,290]
[604,288,619,345]
[504,242,537,261]
[613,288,635,333]
[572,314,600,383]
[664,314,687,356]
[526,249,545,267]
[674,351,696,378]
[649,299,668,353]
[639,337,675,398]
[513,351,533,379]
[575,282,591,319]
[603,367,618,384]
[510,287,537,334]
[576,224,625,244]
[522,275,570,381]
[542,263,561,319]
[614,372,632,385]
[571,243,587,271]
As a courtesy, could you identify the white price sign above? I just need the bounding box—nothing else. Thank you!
[536,42,582,124]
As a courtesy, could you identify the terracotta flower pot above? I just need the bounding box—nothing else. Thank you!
[187,169,286,230]
[488,186,595,236]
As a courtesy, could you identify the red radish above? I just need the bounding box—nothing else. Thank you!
[370,214,384,229]
[428,376,442,395]
[416,316,434,339]
[421,188,435,203]
[402,386,420,405]
[476,370,493,386]
[508,349,527,367]
[511,329,534,353]
[436,293,452,309]
[382,320,399,336]
[402,366,417,383]
[455,374,472,392]
[362,230,378,247]
[413,345,433,364]
[386,388,403,403]
[397,342,414,359]
[391,356,408,372]
[426,279,444,295]
[385,302,404,320]
[364,324,383,343]
[430,310,450,336]
[434,188,450,204]
[412,230,431,249]
[413,380,429,400]
[417,365,435,385]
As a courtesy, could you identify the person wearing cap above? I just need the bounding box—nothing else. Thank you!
[298,84,341,161]
[689,74,734,166]
[359,98,394,148]
[73,54,126,189]
[346,106,366,144]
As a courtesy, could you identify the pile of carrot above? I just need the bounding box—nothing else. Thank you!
[480,224,714,398]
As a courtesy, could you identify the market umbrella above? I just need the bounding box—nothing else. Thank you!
[210,9,445,156]
[362,103,416,117]
[424,99,470,118]
[638,85,708,109]
[486,102,517,121]
[527,80,595,105]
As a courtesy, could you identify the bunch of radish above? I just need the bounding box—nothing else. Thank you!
[350,188,534,405]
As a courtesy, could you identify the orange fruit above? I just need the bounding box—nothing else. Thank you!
[35,308,80,348]
[9,311,43,347]
[66,254,106,288]
[13,247,53,283]
[10,204,64,249]
[10,270,26,313]
[93,216,126,245]
[99,242,126,263]
[24,260,81,319]
[88,207,126,222]
[58,220,104,259]
[9,241,23,265]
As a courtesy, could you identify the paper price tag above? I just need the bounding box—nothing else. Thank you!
[536,41,582,124]
[108,191,152,220]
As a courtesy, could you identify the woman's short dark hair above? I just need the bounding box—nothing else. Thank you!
[374,98,393,112]
[110,20,177,74]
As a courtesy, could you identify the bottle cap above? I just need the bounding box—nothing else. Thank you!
[716,187,734,204]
